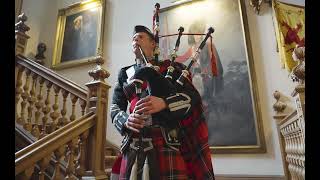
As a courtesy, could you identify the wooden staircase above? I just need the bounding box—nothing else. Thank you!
[15,124,120,179]
[15,13,119,180]
[104,143,120,177]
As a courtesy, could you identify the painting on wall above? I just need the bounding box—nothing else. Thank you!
[52,0,105,69]
[159,0,266,153]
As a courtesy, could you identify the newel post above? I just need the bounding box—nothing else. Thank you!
[15,13,30,55]
[84,55,110,180]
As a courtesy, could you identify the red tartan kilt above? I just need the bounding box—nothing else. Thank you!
[119,128,188,180]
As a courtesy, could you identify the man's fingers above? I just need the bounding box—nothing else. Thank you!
[135,107,152,114]
[125,122,140,133]
[136,96,150,106]
[133,113,149,120]
[135,101,152,111]
[127,121,144,129]
[128,114,146,122]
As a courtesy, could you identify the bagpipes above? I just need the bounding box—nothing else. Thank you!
[129,2,215,123]
[131,29,215,99]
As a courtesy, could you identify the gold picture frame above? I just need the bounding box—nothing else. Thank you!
[52,0,105,70]
[159,0,266,154]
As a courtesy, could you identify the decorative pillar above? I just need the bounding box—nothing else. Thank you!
[15,13,30,56]
[84,54,110,180]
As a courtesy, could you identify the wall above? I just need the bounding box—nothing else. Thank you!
[21,0,304,176]
[21,0,58,66]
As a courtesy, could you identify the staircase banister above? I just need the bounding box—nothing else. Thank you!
[15,111,96,175]
[15,111,94,158]
[16,54,87,101]
[278,110,297,127]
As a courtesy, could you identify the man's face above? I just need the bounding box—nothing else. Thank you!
[132,32,155,58]
[74,18,82,30]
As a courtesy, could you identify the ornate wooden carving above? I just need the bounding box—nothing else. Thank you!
[79,99,87,116]
[21,69,31,131]
[59,89,69,127]
[83,57,110,179]
[66,139,78,180]
[16,65,25,123]
[15,53,110,179]
[17,166,35,180]
[38,156,51,180]
[70,94,79,122]
[34,77,45,138]
[88,55,109,82]
[29,73,39,138]
[273,90,287,113]
[274,86,305,180]
[75,131,89,177]
[52,147,66,180]
[50,85,61,131]
[40,81,52,137]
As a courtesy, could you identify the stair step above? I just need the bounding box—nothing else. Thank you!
[105,155,118,168]
[105,168,112,177]
[105,147,118,156]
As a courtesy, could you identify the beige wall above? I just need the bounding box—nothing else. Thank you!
[21,0,305,176]
[21,0,58,67]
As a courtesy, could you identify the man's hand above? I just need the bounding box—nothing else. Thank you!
[125,96,167,133]
[134,96,167,115]
[125,113,147,133]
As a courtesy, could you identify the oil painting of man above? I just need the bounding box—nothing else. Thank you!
[61,8,100,62]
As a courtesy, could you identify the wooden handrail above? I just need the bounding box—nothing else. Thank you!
[15,112,94,158]
[278,110,297,127]
[15,54,87,101]
[15,111,96,175]
[106,140,120,153]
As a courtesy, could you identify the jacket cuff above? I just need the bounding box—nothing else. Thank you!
[164,93,192,118]
[114,111,129,136]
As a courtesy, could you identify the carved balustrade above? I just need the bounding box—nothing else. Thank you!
[15,13,110,179]
[15,112,95,179]
[273,86,305,180]
[15,55,88,139]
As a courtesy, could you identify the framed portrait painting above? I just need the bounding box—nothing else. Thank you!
[159,0,266,153]
[52,0,105,69]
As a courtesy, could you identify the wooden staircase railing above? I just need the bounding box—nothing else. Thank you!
[15,112,96,179]
[16,54,89,139]
[15,13,112,180]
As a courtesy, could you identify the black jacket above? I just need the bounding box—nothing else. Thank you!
[110,60,202,136]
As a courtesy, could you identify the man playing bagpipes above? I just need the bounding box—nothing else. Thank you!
[111,3,217,178]
[110,22,215,180]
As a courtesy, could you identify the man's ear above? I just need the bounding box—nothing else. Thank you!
[151,40,156,49]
